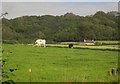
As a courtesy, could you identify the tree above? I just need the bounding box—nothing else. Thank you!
[0,12,8,18]
[2,11,119,43]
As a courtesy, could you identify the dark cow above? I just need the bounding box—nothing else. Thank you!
[68,44,73,48]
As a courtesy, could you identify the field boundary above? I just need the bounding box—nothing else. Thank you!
[46,44,120,51]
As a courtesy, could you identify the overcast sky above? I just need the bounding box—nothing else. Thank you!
[1,0,120,2]
[1,0,119,19]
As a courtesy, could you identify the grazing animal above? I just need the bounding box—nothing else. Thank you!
[69,44,73,48]
[34,39,46,47]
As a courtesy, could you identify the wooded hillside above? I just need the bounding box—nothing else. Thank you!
[2,11,119,43]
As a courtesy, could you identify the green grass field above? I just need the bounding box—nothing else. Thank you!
[2,44,119,82]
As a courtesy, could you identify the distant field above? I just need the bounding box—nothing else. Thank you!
[2,44,119,82]
[95,41,119,45]
[95,41,119,43]
[60,41,119,45]
[47,44,120,51]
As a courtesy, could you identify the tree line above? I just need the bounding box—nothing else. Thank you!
[2,11,120,44]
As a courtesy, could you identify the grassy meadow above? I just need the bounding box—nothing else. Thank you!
[2,44,119,82]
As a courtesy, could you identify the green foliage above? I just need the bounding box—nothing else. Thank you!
[2,11,119,43]
[3,40,19,44]
[94,42,102,46]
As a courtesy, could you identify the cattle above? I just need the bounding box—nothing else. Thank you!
[68,44,73,48]
[34,39,46,47]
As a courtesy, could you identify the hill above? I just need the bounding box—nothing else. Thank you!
[2,11,119,43]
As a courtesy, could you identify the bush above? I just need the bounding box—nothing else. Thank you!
[102,42,119,45]
[2,80,15,84]
[95,42,102,46]
[2,40,19,44]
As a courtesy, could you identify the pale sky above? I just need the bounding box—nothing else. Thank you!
[1,0,120,2]
[1,0,119,19]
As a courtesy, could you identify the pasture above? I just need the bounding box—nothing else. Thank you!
[2,44,119,82]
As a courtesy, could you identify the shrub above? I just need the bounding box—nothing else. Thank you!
[2,40,19,44]
[95,42,102,46]
[102,42,119,45]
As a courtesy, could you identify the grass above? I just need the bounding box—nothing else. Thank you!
[74,45,119,51]
[2,44,119,82]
